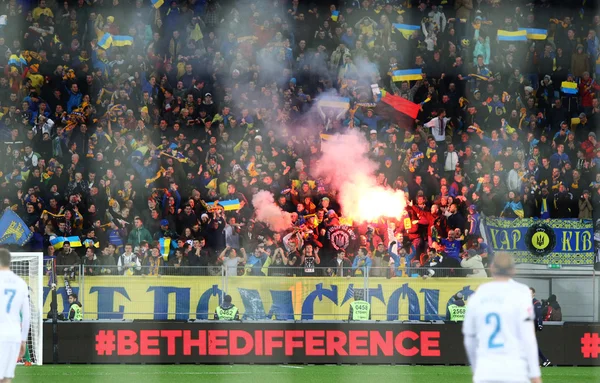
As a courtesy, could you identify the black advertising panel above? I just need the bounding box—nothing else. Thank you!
[42,321,598,366]
[563,324,600,366]
[43,321,466,365]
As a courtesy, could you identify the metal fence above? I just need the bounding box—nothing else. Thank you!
[48,265,597,322]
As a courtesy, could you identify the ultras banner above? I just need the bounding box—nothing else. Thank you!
[482,218,594,265]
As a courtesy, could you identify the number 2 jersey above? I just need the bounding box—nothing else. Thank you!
[0,270,30,344]
[462,279,541,382]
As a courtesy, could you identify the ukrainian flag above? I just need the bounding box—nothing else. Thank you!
[392,69,423,82]
[331,10,339,21]
[561,81,578,94]
[497,30,527,42]
[8,54,26,68]
[50,236,83,249]
[392,23,420,39]
[518,28,547,40]
[320,133,333,141]
[98,33,113,50]
[468,73,491,81]
[207,199,241,211]
[159,237,176,260]
[112,35,133,47]
[151,0,164,8]
[318,96,350,109]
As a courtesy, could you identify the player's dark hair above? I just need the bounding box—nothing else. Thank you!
[0,248,11,266]
[530,287,536,293]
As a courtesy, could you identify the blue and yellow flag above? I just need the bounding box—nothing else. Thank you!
[561,81,578,94]
[50,236,83,249]
[151,0,164,8]
[392,68,423,82]
[0,209,32,246]
[518,28,547,40]
[98,33,113,50]
[331,10,339,22]
[111,35,134,47]
[159,237,178,261]
[317,96,350,109]
[207,199,241,211]
[8,54,26,69]
[497,30,527,41]
[392,23,420,39]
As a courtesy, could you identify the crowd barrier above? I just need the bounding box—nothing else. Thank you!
[42,321,600,366]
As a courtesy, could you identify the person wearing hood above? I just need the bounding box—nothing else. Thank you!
[571,44,590,78]
[461,249,487,278]
[214,294,240,321]
[536,74,555,112]
[543,294,563,321]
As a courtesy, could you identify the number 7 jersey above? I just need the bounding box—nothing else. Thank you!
[463,279,541,382]
[0,270,30,344]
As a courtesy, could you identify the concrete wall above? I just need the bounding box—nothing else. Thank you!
[514,266,598,322]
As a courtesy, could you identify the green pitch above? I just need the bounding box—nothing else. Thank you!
[15,364,599,383]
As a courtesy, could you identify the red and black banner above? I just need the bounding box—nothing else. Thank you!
[43,321,600,365]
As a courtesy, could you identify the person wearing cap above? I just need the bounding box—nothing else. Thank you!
[579,189,593,219]
[214,294,240,321]
[581,131,598,160]
[348,289,371,321]
[153,219,177,241]
[368,129,379,149]
[446,292,466,322]
[575,113,590,142]
[460,248,487,278]
[464,253,543,382]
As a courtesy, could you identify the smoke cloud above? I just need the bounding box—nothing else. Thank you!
[313,131,406,222]
[252,190,293,232]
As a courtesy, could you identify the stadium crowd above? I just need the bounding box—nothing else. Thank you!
[0,0,598,277]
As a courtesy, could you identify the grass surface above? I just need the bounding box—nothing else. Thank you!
[13,364,600,383]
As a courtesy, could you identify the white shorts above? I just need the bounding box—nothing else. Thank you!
[0,342,20,379]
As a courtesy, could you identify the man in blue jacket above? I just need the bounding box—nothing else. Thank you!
[531,287,551,367]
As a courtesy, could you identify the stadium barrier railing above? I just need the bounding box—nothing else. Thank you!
[45,264,595,322]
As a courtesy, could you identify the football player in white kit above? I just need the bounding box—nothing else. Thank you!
[463,253,542,383]
[0,249,30,383]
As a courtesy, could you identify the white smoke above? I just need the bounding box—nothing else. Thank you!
[313,131,406,222]
[252,190,293,232]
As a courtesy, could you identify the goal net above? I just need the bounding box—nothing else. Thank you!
[10,252,44,366]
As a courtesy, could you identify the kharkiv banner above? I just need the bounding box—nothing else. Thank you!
[482,218,594,265]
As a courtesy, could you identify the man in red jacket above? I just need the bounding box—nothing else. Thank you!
[581,132,599,161]
[579,72,600,114]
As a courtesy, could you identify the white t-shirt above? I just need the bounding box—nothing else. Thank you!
[0,270,30,343]
[463,279,541,383]
[223,257,241,276]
